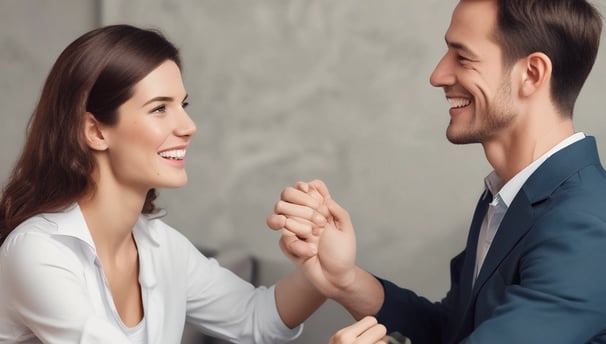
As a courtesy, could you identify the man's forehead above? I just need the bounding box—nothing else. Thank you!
[448,0,499,39]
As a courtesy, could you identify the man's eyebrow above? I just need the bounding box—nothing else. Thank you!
[142,94,188,107]
[445,38,479,59]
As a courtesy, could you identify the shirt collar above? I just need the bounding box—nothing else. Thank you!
[40,204,166,252]
[133,209,166,248]
[484,132,586,207]
[41,203,97,251]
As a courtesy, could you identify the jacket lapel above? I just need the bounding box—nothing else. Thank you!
[471,191,533,296]
[459,189,491,309]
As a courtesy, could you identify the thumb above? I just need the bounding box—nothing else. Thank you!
[326,197,352,232]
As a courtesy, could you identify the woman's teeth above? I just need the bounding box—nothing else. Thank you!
[159,149,186,160]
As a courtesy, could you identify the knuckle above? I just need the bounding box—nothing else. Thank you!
[274,200,287,213]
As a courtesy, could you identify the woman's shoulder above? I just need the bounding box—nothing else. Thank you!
[1,214,60,252]
[1,208,91,272]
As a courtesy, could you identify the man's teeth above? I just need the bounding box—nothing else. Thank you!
[448,98,472,108]
[159,149,186,160]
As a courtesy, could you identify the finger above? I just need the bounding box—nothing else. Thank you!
[330,317,384,344]
[296,181,324,202]
[267,213,286,230]
[275,200,327,226]
[294,181,310,193]
[332,316,377,338]
[308,187,324,202]
[300,181,328,203]
[268,213,324,243]
[307,181,331,219]
[348,316,379,333]
[278,235,300,262]
[284,216,315,239]
[280,231,317,259]
[281,186,323,209]
[295,182,330,222]
[309,179,331,199]
[364,324,387,342]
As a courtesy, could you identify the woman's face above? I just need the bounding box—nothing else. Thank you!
[99,60,196,192]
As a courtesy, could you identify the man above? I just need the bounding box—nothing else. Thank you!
[268,0,606,343]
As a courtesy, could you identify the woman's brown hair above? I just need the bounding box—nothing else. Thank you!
[0,25,181,245]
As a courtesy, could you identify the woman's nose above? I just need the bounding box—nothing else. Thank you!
[175,110,197,138]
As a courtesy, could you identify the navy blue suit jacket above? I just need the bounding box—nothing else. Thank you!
[376,137,606,343]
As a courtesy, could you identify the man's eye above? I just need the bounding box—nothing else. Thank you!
[457,55,470,62]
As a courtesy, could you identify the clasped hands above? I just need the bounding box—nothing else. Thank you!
[267,180,396,344]
[266,180,356,298]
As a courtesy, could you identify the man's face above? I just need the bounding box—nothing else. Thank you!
[429,0,517,145]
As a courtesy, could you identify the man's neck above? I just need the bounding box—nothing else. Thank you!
[482,117,574,183]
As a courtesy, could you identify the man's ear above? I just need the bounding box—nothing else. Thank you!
[518,52,552,98]
[82,112,108,151]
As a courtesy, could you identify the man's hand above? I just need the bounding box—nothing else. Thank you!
[267,180,358,298]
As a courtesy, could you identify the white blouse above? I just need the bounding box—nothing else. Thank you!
[0,204,301,343]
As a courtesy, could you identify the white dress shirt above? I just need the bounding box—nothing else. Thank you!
[474,132,586,282]
[0,204,302,343]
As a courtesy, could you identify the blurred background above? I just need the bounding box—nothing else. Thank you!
[1,0,606,342]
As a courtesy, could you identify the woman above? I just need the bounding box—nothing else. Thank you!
[0,24,325,343]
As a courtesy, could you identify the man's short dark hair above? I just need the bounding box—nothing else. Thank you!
[494,0,602,116]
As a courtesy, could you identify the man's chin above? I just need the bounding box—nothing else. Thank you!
[446,129,481,145]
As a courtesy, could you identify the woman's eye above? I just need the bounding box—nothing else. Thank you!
[182,101,189,109]
[151,105,166,113]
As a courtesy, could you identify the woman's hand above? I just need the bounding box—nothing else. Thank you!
[329,316,388,344]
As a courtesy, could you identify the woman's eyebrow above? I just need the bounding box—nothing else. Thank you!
[142,96,174,107]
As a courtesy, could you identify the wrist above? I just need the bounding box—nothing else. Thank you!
[330,266,384,317]
[327,265,362,298]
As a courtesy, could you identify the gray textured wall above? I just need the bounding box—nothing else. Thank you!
[2,0,606,342]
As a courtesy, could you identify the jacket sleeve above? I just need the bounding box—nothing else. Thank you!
[376,251,464,344]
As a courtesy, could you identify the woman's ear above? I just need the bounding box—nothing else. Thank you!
[518,52,552,98]
[82,112,108,151]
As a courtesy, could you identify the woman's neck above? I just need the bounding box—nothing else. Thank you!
[78,181,147,259]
